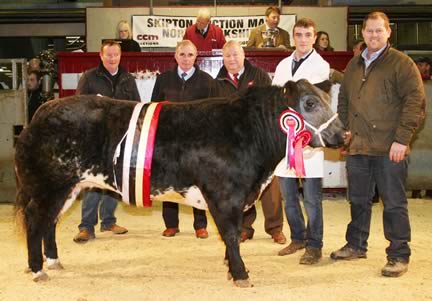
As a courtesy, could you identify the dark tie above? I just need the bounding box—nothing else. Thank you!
[232,73,239,87]
[181,72,187,83]
[292,59,304,75]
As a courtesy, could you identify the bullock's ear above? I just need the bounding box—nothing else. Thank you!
[282,80,298,99]
[314,80,332,94]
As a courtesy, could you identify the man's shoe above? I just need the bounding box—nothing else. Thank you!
[101,224,128,234]
[300,247,322,265]
[278,240,306,256]
[195,228,209,239]
[381,259,408,277]
[240,231,253,243]
[272,231,287,244]
[162,227,179,237]
[330,244,367,260]
[73,229,95,243]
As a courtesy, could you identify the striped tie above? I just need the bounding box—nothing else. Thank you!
[232,73,239,87]
[181,72,187,83]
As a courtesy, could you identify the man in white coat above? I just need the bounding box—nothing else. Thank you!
[272,17,330,264]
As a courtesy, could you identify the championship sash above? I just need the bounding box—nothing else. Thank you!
[113,102,164,207]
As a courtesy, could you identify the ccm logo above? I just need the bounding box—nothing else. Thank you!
[137,34,159,41]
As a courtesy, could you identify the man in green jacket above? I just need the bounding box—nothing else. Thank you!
[331,11,425,277]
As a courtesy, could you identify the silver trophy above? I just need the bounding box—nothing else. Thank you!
[261,28,279,48]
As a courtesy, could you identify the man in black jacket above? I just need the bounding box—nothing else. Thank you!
[212,40,287,245]
[26,70,46,122]
[73,40,140,243]
[151,39,214,239]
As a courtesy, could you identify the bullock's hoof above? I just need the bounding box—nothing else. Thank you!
[47,258,64,270]
[227,270,249,280]
[227,268,249,281]
[32,270,49,282]
[234,279,253,288]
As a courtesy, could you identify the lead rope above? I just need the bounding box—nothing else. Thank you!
[303,113,339,147]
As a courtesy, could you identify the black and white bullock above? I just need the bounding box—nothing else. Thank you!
[15,79,346,287]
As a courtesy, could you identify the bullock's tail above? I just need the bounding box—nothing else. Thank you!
[14,166,30,239]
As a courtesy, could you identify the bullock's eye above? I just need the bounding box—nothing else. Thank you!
[304,98,317,112]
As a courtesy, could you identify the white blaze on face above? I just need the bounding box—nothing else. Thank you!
[151,186,208,210]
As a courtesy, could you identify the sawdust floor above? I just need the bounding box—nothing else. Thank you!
[1,197,432,301]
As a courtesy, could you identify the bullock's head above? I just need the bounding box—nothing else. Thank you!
[283,79,346,148]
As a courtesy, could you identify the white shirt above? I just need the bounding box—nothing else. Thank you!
[272,49,330,178]
[272,49,330,86]
[177,66,195,81]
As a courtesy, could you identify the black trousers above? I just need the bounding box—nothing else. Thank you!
[345,155,411,261]
[162,201,207,230]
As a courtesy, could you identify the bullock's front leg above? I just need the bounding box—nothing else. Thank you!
[207,201,251,287]
[43,223,64,270]
[25,201,49,282]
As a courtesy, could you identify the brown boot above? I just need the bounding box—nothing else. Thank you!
[272,231,287,244]
[299,247,322,265]
[73,229,95,243]
[240,231,253,243]
[278,240,306,256]
[101,224,128,234]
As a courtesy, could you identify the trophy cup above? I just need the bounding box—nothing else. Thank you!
[261,28,279,48]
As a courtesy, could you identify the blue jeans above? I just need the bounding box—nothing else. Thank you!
[279,177,323,249]
[79,190,118,233]
[345,155,411,261]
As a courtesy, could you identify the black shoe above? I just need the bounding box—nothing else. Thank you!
[299,247,322,265]
[381,258,408,277]
[330,244,367,260]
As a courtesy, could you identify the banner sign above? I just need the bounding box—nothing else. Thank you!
[132,14,296,48]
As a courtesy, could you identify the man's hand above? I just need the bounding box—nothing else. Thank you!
[339,130,352,157]
[389,142,407,163]
[343,130,352,146]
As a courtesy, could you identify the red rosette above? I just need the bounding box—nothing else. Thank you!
[278,109,304,134]
[294,129,312,148]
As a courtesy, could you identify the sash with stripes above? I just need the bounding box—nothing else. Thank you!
[113,102,164,207]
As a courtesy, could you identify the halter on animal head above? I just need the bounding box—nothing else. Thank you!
[282,80,339,148]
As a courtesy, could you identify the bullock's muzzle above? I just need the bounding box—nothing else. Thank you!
[303,112,340,147]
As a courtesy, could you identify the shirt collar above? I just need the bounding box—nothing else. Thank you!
[293,48,314,62]
[361,44,387,68]
[196,24,209,35]
[228,66,245,80]
[178,66,195,81]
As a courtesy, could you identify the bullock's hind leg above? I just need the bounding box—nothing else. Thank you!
[43,223,64,270]
[207,201,251,287]
[24,200,49,281]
